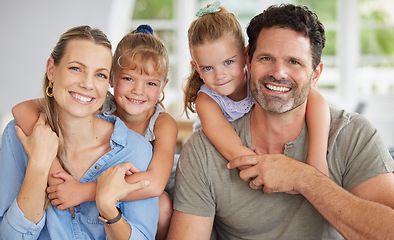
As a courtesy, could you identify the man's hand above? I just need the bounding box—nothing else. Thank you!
[227,154,308,194]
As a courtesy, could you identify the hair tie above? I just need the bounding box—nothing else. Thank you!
[135,24,154,35]
[196,1,221,17]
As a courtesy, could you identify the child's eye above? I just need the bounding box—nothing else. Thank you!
[202,66,212,72]
[123,77,133,82]
[147,82,158,86]
[224,60,234,65]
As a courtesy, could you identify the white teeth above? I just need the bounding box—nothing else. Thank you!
[266,84,290,92]
[127,98,144,103]
[72,93,93,102]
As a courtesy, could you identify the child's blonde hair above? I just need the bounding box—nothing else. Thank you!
[183,4,245,118]
[112,25,170,106]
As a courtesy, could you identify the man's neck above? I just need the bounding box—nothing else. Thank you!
[250,105,306,154]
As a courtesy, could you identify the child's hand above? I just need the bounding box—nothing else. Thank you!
[47,172,84,210]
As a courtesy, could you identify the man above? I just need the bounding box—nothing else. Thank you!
[168,4,394,239]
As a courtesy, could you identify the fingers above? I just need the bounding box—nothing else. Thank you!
[36,112,47,125]
[127,180,150,193]
[52,172,72,181]
[249,179,263,190]
[227,155,258,170]
[15,125,26,143]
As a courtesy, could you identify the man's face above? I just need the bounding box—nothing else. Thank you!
[248,27,320,113]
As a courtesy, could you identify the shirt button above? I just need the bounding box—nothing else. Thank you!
[95,165,100,170]
[71,214,75,219]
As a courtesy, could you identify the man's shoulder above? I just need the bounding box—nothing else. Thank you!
[329,107,373,133]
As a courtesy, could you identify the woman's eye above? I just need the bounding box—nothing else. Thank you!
[97,73,108,79]
[70,66,80,71]
[202,66,212,72]
[224,60,234,65]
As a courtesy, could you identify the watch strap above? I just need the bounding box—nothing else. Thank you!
[98,207,122,225]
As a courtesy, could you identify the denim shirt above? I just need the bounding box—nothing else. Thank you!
[0,115,158,240]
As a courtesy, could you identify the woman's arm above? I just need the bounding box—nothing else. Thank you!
[305,89,329,176]
[122,112,178,200]
[196,93,255,162]
[96,162,150,240]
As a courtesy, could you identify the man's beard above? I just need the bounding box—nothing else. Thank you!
[250,75,311,113]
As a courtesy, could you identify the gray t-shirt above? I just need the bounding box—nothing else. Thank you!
[173,108,394,240]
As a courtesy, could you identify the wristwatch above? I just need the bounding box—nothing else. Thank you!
[98,207,122,225]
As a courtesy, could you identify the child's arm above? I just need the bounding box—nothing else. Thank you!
[12,99,43,136]
[47,113,177,206]
[122,112,178,200]
[305,89,330,177]
[196,92,255,162]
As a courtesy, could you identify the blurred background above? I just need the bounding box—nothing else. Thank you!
[1,0,394,150]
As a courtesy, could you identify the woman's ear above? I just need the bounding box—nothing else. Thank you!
[46,58,55,81]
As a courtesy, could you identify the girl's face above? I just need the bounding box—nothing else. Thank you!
[47,39,112,119]
[191,37,246,100]
[112,58,168,117]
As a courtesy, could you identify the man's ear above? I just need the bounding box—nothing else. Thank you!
[311,61,323,88]
[245,45,251,72]
[46,58,55,81]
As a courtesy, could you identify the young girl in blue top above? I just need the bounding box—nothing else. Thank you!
[12,25,177,239]
[184,2,329,183]
[0,25,158,239]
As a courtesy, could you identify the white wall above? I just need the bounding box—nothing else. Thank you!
[0,0,113,125]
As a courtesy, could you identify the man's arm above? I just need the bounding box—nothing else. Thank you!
[167,210,214,240]
[299,166,394,239]
[228,154,394,240]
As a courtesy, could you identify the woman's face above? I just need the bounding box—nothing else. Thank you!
[47,39,112,119]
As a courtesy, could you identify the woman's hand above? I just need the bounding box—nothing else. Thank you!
[96,162,150,217]
[16,113,58,171]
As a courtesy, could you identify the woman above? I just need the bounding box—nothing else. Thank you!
[0,25,158,239]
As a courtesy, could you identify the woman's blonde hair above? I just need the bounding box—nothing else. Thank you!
[43,25,112,166]
[184,4,245,118]
[112,25,169,107]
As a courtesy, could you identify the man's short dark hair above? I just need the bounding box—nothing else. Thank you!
[247,4,325,69]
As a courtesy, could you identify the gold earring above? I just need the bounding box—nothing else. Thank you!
[46,81,54,97]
